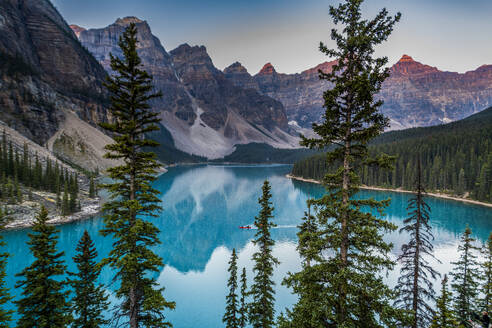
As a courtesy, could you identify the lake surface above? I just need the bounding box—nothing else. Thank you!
[3,164,492,327]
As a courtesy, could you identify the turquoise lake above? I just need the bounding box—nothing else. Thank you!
[3,164,492,327]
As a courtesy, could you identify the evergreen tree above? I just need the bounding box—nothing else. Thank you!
[450,226,481,325]
[62,182,69,216]
[288,0,404,326]
[0,208,12,327]
[395,160,440,328]
[99,23,174,328]
[69,230,109,328]
[15,206,72,327]
[223,249,239,328]
[480,232,492,312]
[248,181,279,328]
[239,267,248,328]
[89,177,96,198]
[281,204,325,328]
[430,275,457,328]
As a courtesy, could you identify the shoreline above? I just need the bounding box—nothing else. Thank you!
[286,174,492,209]
[5,199,102,231]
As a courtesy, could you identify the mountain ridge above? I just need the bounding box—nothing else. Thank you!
[224,55,492,130]
[75,17,299,159]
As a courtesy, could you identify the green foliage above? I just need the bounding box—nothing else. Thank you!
[280,203,326,328]
[0,132,80,210]
[292,107,492,203]
[223,249,239,328]
[69,230,109,328]
[284,0,406,326]
[450,226,481,324]
[239,267,248,328]
[394,161,440,327]
[99,23,175,328]
[89,177,97,198]
[15,206,72,327]
[216,143,319,164]
[0,209,12,327]
[248,180,279,328]
[480,233,492,312]
[430,275,457,328]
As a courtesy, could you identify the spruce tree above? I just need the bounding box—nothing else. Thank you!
[450,226,481,325]
[248,180,279,328]
[62,182,69,216]
[281,205,325,328]
[0,208,12,327]
[430,275,457,328]
[99,22,174,328]
[223,249,239,328]
[89,177,96,198]
[69,230,109,328]
[480,232,492,312]
[15,206,72,327]
[395,160,440,327]
[287,0,404,326]
[239,267,248,328]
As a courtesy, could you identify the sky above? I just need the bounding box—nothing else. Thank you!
[51,0,492,75]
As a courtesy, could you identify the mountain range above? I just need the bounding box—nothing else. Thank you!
[224,55,492,130]
[73,17,298,160]
[1,0,491,168]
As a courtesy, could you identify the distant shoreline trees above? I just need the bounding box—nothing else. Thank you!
[292,112,492,203]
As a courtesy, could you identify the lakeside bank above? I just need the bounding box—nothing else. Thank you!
[286,174,492,209]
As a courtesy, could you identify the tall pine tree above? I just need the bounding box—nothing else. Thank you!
[480,232,492,312]
[248,180,279,328]
[15,206,72,327]
[0,208,12,327]
[223,248,239,328]
[99,22,174,328]
[69,230,109,328]
[287,0,404,325]
[239,267,248,328]
[450,226,481,325]
[395,160,440,327]
[430,275,457,328]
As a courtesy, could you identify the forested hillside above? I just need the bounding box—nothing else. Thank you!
[292,107,492,203]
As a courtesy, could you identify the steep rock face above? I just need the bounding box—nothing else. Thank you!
[69,24,86,38]
[77,19,298,159]
[224,60,336,128]
[0,0,108,144]
[380,55,492,128]
[77,17,195,126]
[223,62,259,91]
[225,56,492,130]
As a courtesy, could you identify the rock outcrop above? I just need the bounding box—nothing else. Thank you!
[76,18,298,159]
[224,55,492,130]
[0,0,112,170]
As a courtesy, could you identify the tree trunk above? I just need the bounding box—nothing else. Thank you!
[339,105,352,322]
[129,107,139,328]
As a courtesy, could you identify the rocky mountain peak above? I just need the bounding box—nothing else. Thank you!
[69,24,86,38]
[258,62,276,75]
[391,54,440,75]
[302,60,337,76]
[114,16,144,26]
[398,54,415,63]
[224,62,249,74]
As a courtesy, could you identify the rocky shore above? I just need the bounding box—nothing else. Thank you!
[286,174,492,209]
